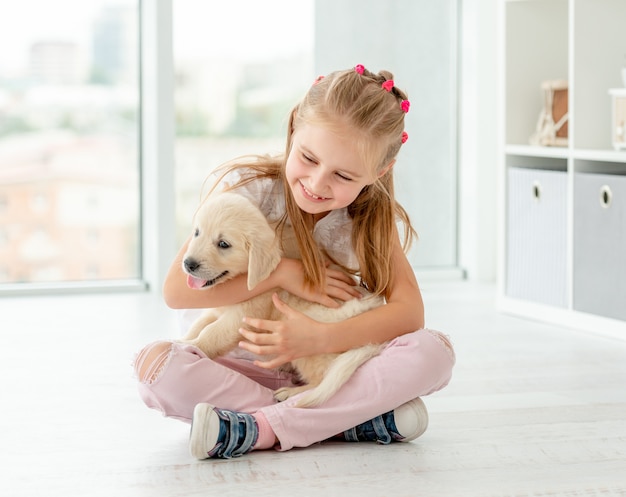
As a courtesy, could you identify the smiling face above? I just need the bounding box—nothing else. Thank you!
[285,123,379,220]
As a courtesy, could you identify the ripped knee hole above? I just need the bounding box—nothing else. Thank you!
[134,341,173,384]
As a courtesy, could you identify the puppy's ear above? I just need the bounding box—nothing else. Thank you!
[246,232,282,290]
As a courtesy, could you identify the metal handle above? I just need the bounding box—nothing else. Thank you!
[600,185,612,208]
[532,181,541,202]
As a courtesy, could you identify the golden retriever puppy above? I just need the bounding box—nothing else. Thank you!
[180,192,384,408]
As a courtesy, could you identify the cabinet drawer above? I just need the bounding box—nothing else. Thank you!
[506,167,568,307]
[573,173,626,320]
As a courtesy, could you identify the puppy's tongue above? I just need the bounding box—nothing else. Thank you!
[187,274,207,289]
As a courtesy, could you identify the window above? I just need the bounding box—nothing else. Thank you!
[0,1,140,286]
[0,0,459,291]
[173,0,314,243]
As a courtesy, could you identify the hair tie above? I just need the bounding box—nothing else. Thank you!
[355,64,365,75]
[401,100,410,113]
[401,131,409,144]
[313,75,325,85]
[382,80,394,92]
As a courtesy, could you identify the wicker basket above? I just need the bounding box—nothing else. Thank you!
[530,80,568,147]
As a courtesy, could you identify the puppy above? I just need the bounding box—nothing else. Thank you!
[180,191,384,408]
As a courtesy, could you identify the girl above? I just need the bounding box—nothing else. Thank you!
[134,65,455,459]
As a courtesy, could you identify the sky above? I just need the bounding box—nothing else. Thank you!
[0,0,314,74]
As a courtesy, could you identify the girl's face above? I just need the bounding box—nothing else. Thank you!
[285,123,378,220]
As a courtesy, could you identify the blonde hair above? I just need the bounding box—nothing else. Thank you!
[211,66,416,299]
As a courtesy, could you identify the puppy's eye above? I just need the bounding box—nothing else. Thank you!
[217,240,231,249]
[194,228,199,237]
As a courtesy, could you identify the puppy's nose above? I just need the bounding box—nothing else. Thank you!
[183,258,200,273]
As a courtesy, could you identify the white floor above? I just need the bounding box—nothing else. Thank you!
[1,281,625,497]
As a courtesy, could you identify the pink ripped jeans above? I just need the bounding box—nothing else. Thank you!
[134,329,455,451]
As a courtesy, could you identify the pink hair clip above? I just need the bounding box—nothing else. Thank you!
[313,75,325,85]
[401,100,410,113]
[401,131,409,144]
[355,64,365,75]
[382,80,394,92]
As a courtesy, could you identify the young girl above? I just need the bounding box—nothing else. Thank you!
[134,65,455,459]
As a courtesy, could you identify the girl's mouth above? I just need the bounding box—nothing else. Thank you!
[301,182,329,201]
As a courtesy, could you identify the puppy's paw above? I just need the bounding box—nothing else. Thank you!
[273,387,293,402]
[274,385,312,402]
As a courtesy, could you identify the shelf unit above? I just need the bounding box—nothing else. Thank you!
[498,0,626,339]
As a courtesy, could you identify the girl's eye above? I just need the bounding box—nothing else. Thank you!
[302,153,316,164]
[217,240,231,249]
[336,172,352,181]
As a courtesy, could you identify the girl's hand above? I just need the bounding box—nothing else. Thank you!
[238,293,328,369]
[276,258,361,308]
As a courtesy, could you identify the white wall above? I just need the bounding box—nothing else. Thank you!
[314,0,501,281]
[458,0,499,282]
[315,0,459,272]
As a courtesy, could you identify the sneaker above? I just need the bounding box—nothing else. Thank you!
[189,403,259,459]
[342,397,428,444]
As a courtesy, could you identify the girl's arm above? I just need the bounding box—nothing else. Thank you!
[239,237,425,369]
[321,239,424,350]
[162,237,361,310]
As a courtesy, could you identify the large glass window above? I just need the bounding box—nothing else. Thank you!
[173,0,314,243]
[0,1,140,286]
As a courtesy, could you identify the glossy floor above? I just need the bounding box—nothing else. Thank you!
[1,281,625,496]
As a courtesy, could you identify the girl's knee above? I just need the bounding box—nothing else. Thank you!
[134,341,174,384]
[424,329,455,363]
[388,329,455,386]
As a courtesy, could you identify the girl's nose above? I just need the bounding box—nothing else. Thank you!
[309,170,327,193]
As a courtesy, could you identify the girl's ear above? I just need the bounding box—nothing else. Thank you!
[377,159,396,179]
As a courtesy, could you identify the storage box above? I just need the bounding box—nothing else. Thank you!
[573,172,626,320]
[506,167,568,307]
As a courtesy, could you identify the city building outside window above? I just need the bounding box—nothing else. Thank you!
[0,1,140,286]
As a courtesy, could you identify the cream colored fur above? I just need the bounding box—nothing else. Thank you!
[179,191,384,408]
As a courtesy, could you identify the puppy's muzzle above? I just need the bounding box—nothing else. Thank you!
[183,258,200,274]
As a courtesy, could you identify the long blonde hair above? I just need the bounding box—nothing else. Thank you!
[211,66,416,299]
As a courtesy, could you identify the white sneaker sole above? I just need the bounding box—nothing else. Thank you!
[394,397,429,442]
[189,403,220,460]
